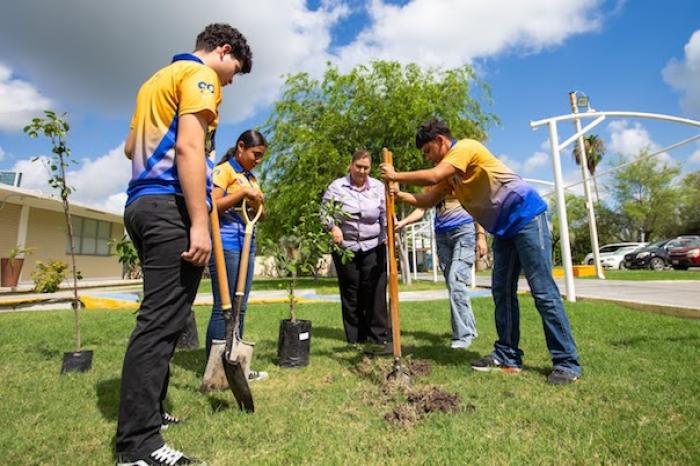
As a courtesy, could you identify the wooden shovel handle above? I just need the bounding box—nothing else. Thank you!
[210,202,232,311]
[234,199,262,296]
[382,147,401,358]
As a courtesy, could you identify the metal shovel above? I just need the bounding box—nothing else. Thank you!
[222,200,262,412]
[203,199,259,411]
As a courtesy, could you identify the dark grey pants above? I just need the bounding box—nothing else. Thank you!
[332,245,389,344]
[116,195,203,461]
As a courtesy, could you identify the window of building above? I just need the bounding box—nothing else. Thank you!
[67,216,113,256]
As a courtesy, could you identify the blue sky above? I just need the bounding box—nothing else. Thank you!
[0,0,698,212]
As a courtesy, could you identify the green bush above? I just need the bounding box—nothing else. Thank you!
[31,260,68,293]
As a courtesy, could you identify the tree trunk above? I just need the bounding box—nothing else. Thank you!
[59,157,81,353]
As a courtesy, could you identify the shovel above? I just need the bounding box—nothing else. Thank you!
[382,148,411,386]
[223,200,263,412]
[201,199,260,412]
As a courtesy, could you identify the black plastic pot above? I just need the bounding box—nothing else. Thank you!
[277,319,311,368]
[61,350,93,374]
[176,310,199,350]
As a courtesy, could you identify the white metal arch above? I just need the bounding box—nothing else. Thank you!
[530,111,700,302]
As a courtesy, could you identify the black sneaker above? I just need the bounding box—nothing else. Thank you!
[547,368,579,385]
[470,354,522,374]
[117,444,206,465]
[363,342,393,356]
[160,412,181,431]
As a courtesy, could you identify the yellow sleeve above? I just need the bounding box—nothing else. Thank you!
[178,66,220,122]
[212,164,236,191]
[441,140,480,173]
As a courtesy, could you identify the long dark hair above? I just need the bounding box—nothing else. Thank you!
[217,129,267,166]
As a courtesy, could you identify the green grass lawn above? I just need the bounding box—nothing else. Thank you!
[1,299,698,465]
[197,277,450,295]
[580,269,700,280]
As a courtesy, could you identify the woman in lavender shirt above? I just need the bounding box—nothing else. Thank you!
[322,150,389,346]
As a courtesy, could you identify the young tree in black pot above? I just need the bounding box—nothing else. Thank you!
[24,111,92,374]
[265,202,353,368]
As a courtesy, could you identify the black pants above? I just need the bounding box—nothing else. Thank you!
[116,195,203,461]
[332,245,389,344]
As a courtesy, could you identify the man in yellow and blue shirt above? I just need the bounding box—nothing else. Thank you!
[396,188,487,350]
[381,118,580,386]
[117,23,252,466]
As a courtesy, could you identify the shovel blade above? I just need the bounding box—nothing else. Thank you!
[387,357,412,387]
[222,351,255,413]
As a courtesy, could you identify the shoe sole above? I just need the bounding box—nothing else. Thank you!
[471,365,522,374]
[547,377,579,385]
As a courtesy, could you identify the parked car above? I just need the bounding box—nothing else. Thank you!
[623,240,671,270]
[599,245,646,269]
[623,235,700,270]
[668,237,700,270]
[583,242,647,267]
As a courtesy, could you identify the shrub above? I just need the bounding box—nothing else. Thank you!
[32,260,68,293]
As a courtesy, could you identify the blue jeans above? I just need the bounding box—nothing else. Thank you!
[436,222,477,345]
[205,248,255,359]
[491,213,580,376]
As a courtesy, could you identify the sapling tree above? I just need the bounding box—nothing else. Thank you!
[264,201,353,322]
[24,111,84,352]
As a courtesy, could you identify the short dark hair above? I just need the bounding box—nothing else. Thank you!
[415,118,453,149]
[195,23,253,74]
[351,149,372,163]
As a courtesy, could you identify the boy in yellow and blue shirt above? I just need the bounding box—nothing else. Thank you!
[381,118,580,386]
[117,23,252,466]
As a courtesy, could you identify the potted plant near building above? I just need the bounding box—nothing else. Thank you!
[0,246,34,288]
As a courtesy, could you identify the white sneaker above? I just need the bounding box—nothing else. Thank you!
[160,412,181,431]
[116,444,206,465]
[247,370,268,382]
[450,340,472,350]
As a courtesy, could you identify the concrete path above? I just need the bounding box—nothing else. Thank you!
[470,275,700,318]
[1,275,697,318]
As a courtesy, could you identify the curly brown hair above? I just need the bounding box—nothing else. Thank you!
[195,23,253,74]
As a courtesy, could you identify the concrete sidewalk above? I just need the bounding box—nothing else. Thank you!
[471,275,700,318]
[1,275,697,318]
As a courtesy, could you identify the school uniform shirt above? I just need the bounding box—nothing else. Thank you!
[322,175,387,252]
[212,158,262,254]
[439,139,547,238]
[126,53,221,206]
[427,186,474,233]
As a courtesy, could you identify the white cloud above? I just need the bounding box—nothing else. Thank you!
[10,156,52,193]
[335,0,605,68]
[0,64,53,131]
[66,144,131,212]
[0,145,5,161]
[0,0,347,124]
[662,29,700,117]
[496,153,525,175]
[606,120,671,164]
[0,0,607,124]
[523,151,549,174]
[11,143,130,213]
[689,149,700,164]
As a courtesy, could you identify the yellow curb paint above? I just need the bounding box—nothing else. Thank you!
[80,295,139,310]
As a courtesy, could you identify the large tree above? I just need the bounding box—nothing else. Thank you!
[609,152,680,242]
[259,60,497,242]
[548,193,622,265]
[674,170,700,235]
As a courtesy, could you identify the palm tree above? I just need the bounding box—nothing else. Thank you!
[573,134,605,202]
